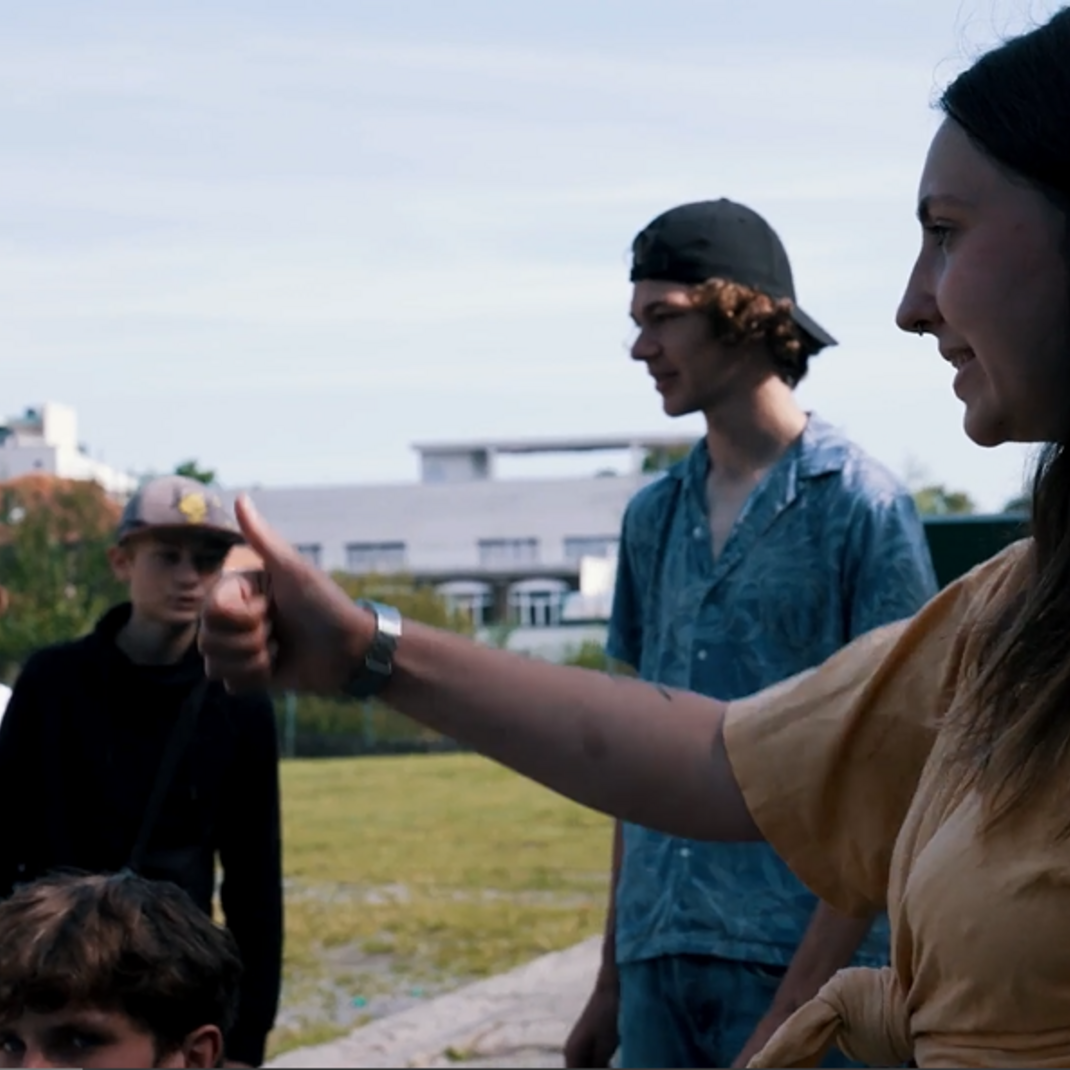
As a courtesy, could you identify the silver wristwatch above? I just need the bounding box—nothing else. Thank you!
[345,599,403,700]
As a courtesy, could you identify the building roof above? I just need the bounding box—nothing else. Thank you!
[222,472,654,575]
[412,433,696,456]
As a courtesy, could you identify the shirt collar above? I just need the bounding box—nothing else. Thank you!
[668,412,848,489]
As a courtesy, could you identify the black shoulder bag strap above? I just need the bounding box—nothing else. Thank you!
[124,677,211,877]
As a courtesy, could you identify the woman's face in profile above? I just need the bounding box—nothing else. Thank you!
[897,119,1070,448]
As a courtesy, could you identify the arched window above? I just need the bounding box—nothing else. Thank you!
[507,578,569,628]
[436,580,494,628]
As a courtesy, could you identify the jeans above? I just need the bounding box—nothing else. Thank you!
[618,954,863,1069]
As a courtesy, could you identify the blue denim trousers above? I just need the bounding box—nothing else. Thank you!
[618,954,863,1069]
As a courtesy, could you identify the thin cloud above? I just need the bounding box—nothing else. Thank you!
[0,0,1054,515]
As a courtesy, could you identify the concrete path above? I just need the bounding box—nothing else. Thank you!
[267,937,602,1069]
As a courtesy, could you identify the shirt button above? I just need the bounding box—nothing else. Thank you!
[692,525,704,539]
[696,650,707,661]
[679,847,691,859]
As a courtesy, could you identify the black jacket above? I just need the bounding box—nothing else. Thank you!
[0,605,283,1066]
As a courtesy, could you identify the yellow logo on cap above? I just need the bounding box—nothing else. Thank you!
[178,491,208,525]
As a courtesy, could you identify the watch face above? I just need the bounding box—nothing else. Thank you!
[345,601,400,700]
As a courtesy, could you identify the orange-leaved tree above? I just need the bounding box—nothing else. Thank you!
[0,475,126,676]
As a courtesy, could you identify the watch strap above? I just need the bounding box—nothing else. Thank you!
[344,599,403,700]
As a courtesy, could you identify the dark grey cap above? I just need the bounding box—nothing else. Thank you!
[630,199,837,352]
[116,475,242,546]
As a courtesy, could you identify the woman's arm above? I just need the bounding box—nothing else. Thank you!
[386,619,760,842]
[201,497,760,843]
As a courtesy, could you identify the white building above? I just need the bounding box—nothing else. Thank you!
[0,403,137,497]
[225,434,694,653]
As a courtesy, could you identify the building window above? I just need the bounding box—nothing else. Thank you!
[511,590,559,627]
[508,579,569,628]
[345,541,407,574]
[295,543,322,569]
[447,592,493,628]
[437,582,494,629]
[509,589,563,627]
[563,536,620,565]
[478,538,539,567]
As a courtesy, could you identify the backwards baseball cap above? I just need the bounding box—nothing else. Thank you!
[630,199,837,352]
[116,475,243,546]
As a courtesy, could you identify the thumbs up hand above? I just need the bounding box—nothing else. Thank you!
[200,495,373,694]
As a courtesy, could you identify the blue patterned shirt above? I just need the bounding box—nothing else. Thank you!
[608,414,938,968]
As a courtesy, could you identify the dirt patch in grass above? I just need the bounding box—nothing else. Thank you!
[267,754,611,1058]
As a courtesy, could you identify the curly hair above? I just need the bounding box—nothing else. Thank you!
[688,278,812,386]
[0,871,242,1060]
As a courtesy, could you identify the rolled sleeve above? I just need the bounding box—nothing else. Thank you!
[722,544,1027,918]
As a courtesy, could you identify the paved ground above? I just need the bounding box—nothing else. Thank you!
[267,937,603,1069]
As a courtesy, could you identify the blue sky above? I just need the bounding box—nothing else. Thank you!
[1,0,1062,509]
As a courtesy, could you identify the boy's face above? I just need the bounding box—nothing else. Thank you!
[629,279,773,418]
[0,1007,222,1068]
[108,531,232,627]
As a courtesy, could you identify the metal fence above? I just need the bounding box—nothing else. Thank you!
[274,692,466,759]
[921,513,1027,589]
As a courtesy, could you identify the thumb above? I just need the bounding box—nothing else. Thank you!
[209,571,262,620]
[234,494,301,570]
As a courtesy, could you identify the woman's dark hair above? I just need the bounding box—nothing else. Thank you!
[940,8,1070,826]
[0,871,242,1060]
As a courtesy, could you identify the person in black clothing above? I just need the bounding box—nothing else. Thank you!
[0,476,283,1069]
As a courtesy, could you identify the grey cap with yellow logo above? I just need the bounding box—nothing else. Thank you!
[116,475,243,546]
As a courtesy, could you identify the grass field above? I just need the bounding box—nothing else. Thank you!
[269,752,612,1057]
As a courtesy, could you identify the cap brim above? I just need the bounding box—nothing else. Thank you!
[791,306,837,352]
[117,523,244,547]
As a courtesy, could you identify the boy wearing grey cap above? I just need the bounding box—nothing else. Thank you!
[564,202,937,1069]
[0,475,282,1069]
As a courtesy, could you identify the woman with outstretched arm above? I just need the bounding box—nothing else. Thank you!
[200,10,1070,1066]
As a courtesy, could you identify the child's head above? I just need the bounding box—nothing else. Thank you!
[109,477,242,627]
[109,531,234,628]
[0,872,242,1069]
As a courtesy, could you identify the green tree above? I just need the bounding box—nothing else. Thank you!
[330,572,472,633]
[173,460,217,485]
[561,640,610,671]
[0,477,126,677]
[1002,493,1031,515]
[642,444,694,473]
[283,573,472,756]
[912,484,978,516]
[901,457,977,517]
[482,621,517,650]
